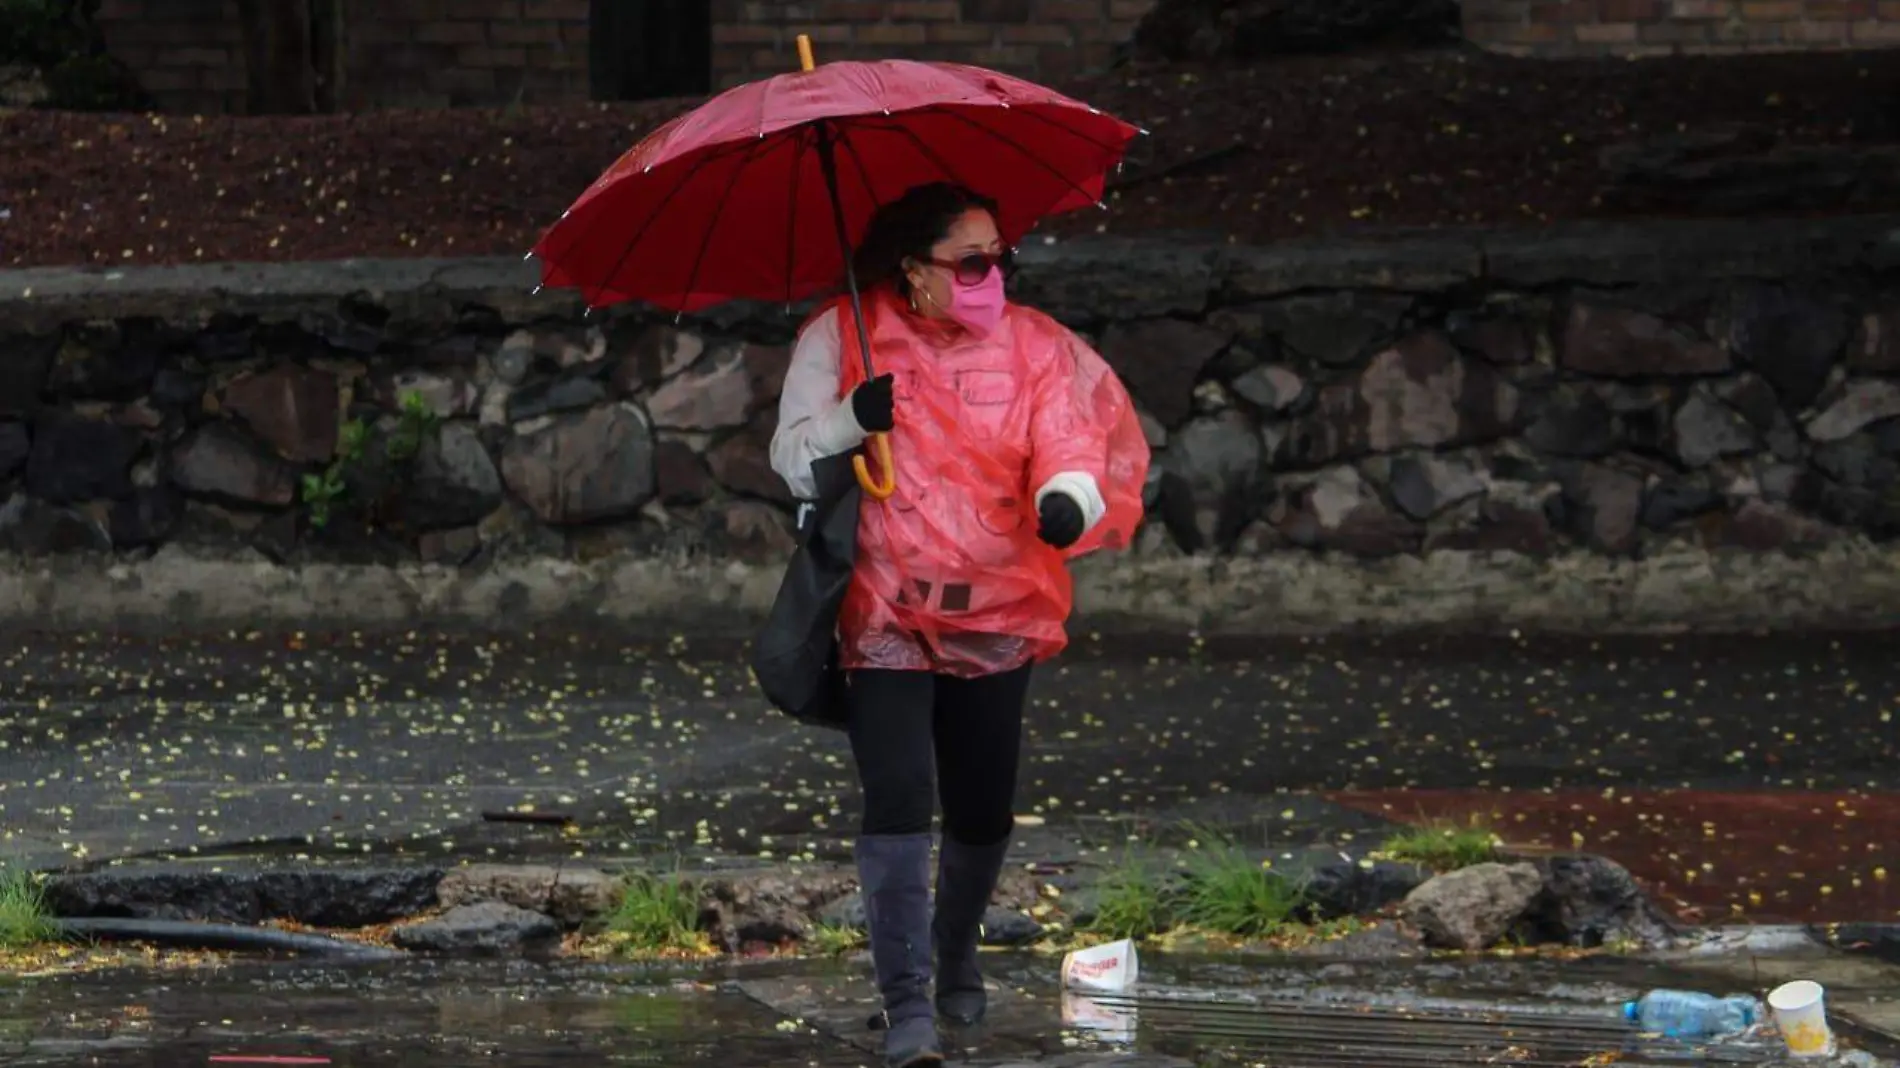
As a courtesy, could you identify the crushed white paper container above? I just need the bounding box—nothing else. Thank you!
[1061,939,1138,993]
[1768,980,1833,1060]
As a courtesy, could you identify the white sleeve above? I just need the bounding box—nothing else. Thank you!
[769,308,868,500]
[1035,472,1108,534]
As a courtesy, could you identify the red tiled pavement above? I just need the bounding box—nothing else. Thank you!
[1327,789,1900,925]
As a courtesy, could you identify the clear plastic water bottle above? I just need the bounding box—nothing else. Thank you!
[1623,990,1759,1038]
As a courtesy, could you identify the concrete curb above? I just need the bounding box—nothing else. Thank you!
[4,540,1900,631]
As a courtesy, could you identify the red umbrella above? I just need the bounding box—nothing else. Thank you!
[533,37,1141,498]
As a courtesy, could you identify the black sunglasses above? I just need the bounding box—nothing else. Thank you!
[922,249,1017,287]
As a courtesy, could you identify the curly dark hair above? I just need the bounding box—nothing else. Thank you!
[850,182,998,299]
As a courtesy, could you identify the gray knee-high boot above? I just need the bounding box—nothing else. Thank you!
[933,836,1010,1025]
[857,834,944,1068]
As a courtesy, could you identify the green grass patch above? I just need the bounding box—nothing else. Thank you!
[1177,838,1302,939]
[803,921,866,956]
[1383,822,1502,872]
[604,870,707,956]
[0,867,55,951]
[1085,852,1172,942]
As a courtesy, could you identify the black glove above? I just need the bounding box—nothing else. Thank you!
[1037,492,1086,550]
[850,374,895,433]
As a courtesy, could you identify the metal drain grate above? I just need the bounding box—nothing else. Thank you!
[1084,995,1786,1067]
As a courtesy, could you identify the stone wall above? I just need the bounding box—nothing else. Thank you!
[1464,0,1900,56]
[1,216,1899,632]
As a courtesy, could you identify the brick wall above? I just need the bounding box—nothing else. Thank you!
[94,0,589,114]
[1464,0,1900,54]
[709,0,1158,89]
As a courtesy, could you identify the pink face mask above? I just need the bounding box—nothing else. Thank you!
[944,265,1006,337]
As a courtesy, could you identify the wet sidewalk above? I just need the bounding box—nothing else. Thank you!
[2,629,1897,925]
[6,953,1895,1067]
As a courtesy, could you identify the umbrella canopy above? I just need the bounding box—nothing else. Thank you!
[532,57,1141,314]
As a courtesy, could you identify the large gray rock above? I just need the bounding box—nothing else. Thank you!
[1806,380,1900,443]
[500,404,655,524]
[609,324,706,396]
[0,494,111,554]
[1279,332,1519,466]
[42,866,442,927]
[655,439,716,504]
[1670,386,1758,468]
[392,901,560,956]
[402,424,503,530]
[1230,364,1305,412]
[436,864,619,928]
[1378,452,1485,521]
[1813,432,1898,489]
[221,363,340,463]
[1425,483,1557,555]
[1258,291,1413,368]
[707,412,793,504]
[506,376,607,423]
[1100,318,1234,428]
[1728,284,1849,409]
[25,413,142,504]
[1301,859,1429,923]
[1402,862,1543,952]
[169,423,298,507]
[1523,387,1616,458]
[1713,372,1802,460]
[1155,410,1263,552]
[696,868,857,952]
[1558,462,1645,554]
[1518,854,1677,950]
[1558,299,1729,378]
[1278,465,1419,557]
[647,344,756,431]
[1641,475,1722,531]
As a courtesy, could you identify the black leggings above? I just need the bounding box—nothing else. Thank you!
[846,664,1032,846]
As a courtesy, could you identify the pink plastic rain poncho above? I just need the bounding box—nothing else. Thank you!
[829,288,1150,676]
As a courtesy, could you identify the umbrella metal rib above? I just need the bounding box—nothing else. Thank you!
[781,125,810,308]
[927,106,1111,210]
[566,137,754,310]
[675,133,785,312]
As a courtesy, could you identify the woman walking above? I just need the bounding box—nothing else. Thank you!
[770,181,1150,1067]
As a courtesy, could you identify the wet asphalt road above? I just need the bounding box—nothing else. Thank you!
[1,628,1897,919]
[9,953,1889,1068]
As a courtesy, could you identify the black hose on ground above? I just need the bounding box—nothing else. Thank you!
[53,917,406,961]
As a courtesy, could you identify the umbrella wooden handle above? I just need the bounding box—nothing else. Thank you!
[797,35,816,73]
[854,434,896,501]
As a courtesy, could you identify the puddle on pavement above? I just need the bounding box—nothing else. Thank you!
[0,953,1894,1067]
[1331,789,1900,925]
[0,961,849,1068]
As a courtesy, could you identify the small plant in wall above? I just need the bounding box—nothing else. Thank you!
[385,389,441,463]
[301,418,368,530]
[300,389,440,531]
